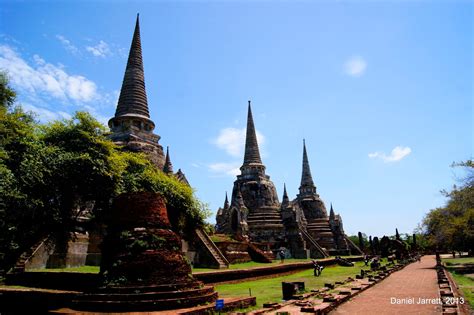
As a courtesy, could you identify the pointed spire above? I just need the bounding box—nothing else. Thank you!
[282,183,290,207]
[175,168,189,186]
[299,139,316,195]
[242,101,263,166]
[395,228,400,240]
[163,146,173,174]
[329,203,335,220]
[114,14,150,119]
[224,192,229,209]
[283,183,288,199]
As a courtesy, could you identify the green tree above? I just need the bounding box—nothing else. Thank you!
[112,151,210,235]
[421,161,474,254]
[0,72,209,272]
[0,72,47,271]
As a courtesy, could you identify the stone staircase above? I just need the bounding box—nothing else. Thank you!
[9,237,49,274]
[299,228,329,258]
[72,283,217,312]
[306,218,337,252]
[246,206,284,229]
[247,242,274,263]
[344,235,364,255]
[195,229,229,269]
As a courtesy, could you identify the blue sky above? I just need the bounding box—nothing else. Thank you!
[1,1,472,237]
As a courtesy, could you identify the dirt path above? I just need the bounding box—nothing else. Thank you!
[330,255,442,315]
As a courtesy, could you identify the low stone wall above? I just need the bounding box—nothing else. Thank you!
[0,288,78,313]
[249,263,407,314]
[0,288,256,314]
[6,271,102,291]
[7,257,364,290]
[195,256,363,284]
[180,296,256,315]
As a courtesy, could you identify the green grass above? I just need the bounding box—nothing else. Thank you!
[0,284,33,290]
[448,272,474,309]
[193,259,305,273]
[442,257,474,310]
[28,265,100,273]
[215,261,367,309]
[193,256,363,273]
[442,257,474,266]
[210,234,236,242]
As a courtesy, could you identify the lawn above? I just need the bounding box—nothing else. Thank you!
[442,257,474,266]
[448,272,474,309]
[193,259,316,273]
[442,257,474,310]
[215,261,367,309]
[193,256,363,273]
[28,265,100,273]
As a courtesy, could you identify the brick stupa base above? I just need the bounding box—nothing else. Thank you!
[73,192,217,312]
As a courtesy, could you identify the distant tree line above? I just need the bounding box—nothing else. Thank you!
[349,161,473,257]
[420,161,473,255]
[0,72,210,274]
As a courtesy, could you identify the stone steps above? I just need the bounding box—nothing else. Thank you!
[72,289,218,312]
[299,228,330,258]
[76,286,214,301]
[247,218,283,224]
[247,223,285,229]
[195,229,229,268]
[247,213,282,219]
[247,208,283,227]
[306,218,337,250]
[97,282,193,293]
[247,208,284,228]
[247,217,282,222]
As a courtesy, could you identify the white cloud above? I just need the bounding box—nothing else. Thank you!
[213,127,265,157]
[86,40,111,58]
[56,35,79,55]
[0,44,99,103]
[369,146,412,163]
[344,56,367,77]
[23,103,71,122]
[208,162,240,177]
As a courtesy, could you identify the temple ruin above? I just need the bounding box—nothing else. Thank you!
[216,103,362,258]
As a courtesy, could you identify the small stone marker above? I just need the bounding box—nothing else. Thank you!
[263,302,280,308]
[301,306,315,312]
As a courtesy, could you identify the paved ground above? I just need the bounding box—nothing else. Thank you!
[330,255,442,315]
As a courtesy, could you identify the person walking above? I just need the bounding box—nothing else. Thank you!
[279,248,285,263]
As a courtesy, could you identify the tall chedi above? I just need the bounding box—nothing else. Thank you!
[293,140,350,255]
[296,139,327,219]
[108,14,165,169]
[216,101,284,247]
[86,16,218,312]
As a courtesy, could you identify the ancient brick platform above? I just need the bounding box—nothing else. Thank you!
[2,193,218,313]
[87,192,217,312]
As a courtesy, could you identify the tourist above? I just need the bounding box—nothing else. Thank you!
[312,260,324,276]
[364,255,370,266]
[279,248,285,263]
